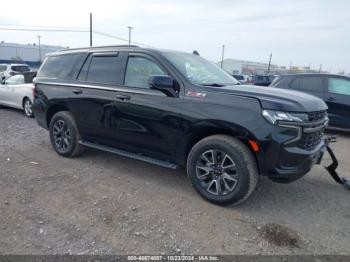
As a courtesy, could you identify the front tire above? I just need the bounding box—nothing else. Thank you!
[187,135,258,206]
[23,98,34,118]
[49,111,85,157]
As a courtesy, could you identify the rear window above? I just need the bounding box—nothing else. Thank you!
[11,65,30,72]
[38,53,84,79]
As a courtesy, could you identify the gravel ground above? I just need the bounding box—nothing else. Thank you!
[0,108,349,255]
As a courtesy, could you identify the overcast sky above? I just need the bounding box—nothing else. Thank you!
[0,0,349,73]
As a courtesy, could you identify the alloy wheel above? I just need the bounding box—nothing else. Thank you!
[52,119,71,152]
[24,100,32,117]
[195,149,238,195]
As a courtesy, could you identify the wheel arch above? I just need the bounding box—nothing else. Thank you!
[179,121,261,173]
[46,104,70,127]
[22,96,31,109]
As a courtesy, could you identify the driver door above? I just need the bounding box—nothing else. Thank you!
[5,75,24,108]
[1,75,25,108]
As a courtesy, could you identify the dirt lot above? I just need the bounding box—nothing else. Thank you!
[0,108,349,255]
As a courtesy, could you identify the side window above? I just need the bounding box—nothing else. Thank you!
[124,56,167,89]
[85,55,121,85]
[5,74,25,85]
[38,54,84,79]
[290,78,300,89]
[328,78,350,96]
[297,77,323,92]
[0,65,6,72]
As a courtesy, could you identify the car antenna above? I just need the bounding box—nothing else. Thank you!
[193,50,200,56]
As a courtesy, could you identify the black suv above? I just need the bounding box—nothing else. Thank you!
[270,73,350,130]
[32,45,329,205]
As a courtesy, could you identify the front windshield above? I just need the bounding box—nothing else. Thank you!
[162,52,239,86]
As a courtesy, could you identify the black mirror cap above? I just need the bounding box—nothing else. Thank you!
[148,75,178,97]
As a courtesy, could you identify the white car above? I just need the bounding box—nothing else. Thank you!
[0,72,36,117]
[0,64,31,80]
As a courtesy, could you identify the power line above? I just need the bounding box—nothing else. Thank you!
[0,26,155,48]
[0,27,89,33]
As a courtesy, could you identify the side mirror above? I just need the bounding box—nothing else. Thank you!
[148,75,178,97]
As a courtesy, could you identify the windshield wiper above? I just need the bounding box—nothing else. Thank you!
[202,83,226,87]
[202,82,241,87]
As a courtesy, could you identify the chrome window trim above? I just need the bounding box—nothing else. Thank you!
[36,81,167,97]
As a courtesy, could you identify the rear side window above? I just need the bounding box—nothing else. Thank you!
[11,65,30,72]
[38,53,84,79]
[0,65,7,72]
[328,78,350,96]
[290,77,323,91]
[86,56,121,84]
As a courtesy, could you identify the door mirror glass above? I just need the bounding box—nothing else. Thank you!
[148,75,177,97]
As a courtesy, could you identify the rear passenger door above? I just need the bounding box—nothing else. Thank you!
[68,51,128,143]
[289,76,326,99]
[325,77,350,129]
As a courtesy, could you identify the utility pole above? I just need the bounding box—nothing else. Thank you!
[319,64,322,73]
[90,13,93,46]
[267,53,272,74]
[127,26,133,45]
[37,35,42,63]
[220,45,225,69]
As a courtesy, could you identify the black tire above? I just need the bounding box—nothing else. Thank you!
[23,98,34,118]
[187,135,258,206]
[49,111,85,157]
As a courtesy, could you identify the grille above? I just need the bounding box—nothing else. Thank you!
[298,131,324,150]
[308,110,327,122]
[298,111,328,150]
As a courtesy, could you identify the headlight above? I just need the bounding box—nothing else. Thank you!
[262,110,308,125]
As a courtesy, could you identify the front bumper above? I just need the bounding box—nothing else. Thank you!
[269,140,326,183]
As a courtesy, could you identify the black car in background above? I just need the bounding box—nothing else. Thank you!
[270,74,350,130]
[252,75,275,86]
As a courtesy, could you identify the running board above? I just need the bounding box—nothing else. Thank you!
[78,140,179,170]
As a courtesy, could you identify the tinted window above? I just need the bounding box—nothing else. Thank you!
[290,76,323,91]
[328,78,350,96]
[5,74,25,85]
[124,56,167,88]
[38,54,83,79]
[233,75,244,80]
[85,55,121,85]
[11,65,30,72]
[0,65,7,72]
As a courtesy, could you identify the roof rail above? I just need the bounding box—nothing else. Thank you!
[59,45,140,51]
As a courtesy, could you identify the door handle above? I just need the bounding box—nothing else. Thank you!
[72,89,83,95]
[115,94,131,101]
[327,97,335,102]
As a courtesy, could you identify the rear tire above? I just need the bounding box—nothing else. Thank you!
[23,98,34,118]
[49,111,85,157]
[187,135,258,206]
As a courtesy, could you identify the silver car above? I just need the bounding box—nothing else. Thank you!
[0,72,36,117]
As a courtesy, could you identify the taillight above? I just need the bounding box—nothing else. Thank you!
[33,84,37,97]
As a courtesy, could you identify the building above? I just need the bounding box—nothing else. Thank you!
[217,58,287,75]
[0,42,64,69]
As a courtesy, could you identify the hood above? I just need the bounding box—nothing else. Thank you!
[206,85,328,112]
